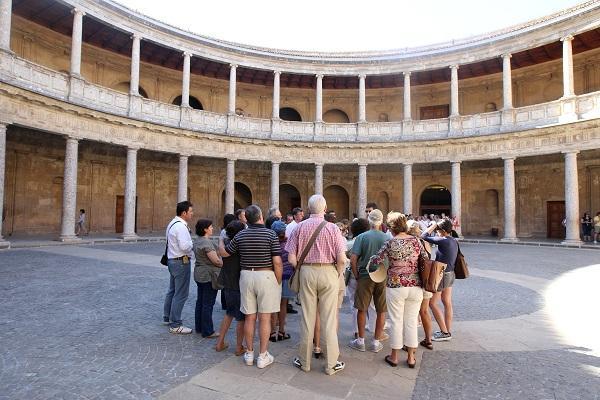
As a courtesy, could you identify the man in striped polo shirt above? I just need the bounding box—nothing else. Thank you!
[223,205,283,369]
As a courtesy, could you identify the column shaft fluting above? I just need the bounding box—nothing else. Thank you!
[450,65,459,116]
[178,155,188,202]
[503,158,517,241]
[358,164,367,218]
[561,35,575,98]
[271,162,280,209]
[451,161,462,236]
[181,52,191,107]
[225,159,235,214]
[70,9,85,76]
[228,65,237,114]
[272,71,280,119]
[0,0,12,52]
[59,138,79,241]
[314,163,323,196]
[130,34,141,96]
[122,148,137,238]
[403,163,413,215]
[0,124,8,243]
[403,72,411,121]
[358,74,366,122]
[502,54,513,109]
[563,151,581,244]
[315,74,323,122]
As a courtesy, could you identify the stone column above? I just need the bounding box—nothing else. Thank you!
[181,51,191,107]
[272,70,280,119]
[0,124,9,247]
[358,164,367,218]
[122,147,138,240]
[562,151,581,244]
[59,137,80,242]
[0,0,12,52]
[358,74,366,123]
[451,161,462,236]
[271,161,280,209]
[228,64,237,115]
[315,74,323,122]
[502,54,513,110]
[69,8,85,77]
[177,155,188,202]
[129,34,141,96]
[561,35,575,98]
[225,159,235,214]
[314,163,323,195]
[403,72,412,121]
[502,157,518,241]
[403,163,413,215]
[450,65,460,116]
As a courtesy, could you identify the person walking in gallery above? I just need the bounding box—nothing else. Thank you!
[193,219,223,338]
[348,209,389,353]
[581,212,593,242]
[75,209,87,236]
[369,212,427,368]
[594,211,600,244]
[222,205,283,369]
[163,201,195,334]
[421,218,458,342]
[215,220,247,355]
[286,194,347,375]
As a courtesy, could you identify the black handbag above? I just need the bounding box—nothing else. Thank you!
[160,221,181,266]
[454,242,469,279]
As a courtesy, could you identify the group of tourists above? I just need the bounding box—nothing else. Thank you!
[581,211,600,243]
[161,196,461,374]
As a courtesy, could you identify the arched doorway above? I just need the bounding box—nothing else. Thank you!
[279,107,302,121]
[221,182,253,213]
[420,185,451,216]
[323,109,350,123]
[172,95,203,110]
[324,185,349,220]
[279,184,301,214]
[376,191,390,216]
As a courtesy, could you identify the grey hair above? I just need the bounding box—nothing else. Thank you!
[308,194,327,214]
[245,204,263,224]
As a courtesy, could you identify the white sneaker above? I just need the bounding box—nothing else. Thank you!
[169,325,192,334]
[243,350,254,366]
[369,340,384,353]
[257,351,274,369]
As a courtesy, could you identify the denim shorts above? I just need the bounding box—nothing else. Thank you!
[437,271,456,292]
[281,278,296,300]
[222,288,245,321]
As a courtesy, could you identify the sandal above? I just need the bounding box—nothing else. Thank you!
[269,331,278,342]
[277,331,291,341]
[420,339,434,350]
[215,342,229,352]
[234,346,247,356]
[313,347,322,359]
[384,355,398,367]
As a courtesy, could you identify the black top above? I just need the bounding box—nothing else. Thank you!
[219,238,242,290]
[225,223,281,269]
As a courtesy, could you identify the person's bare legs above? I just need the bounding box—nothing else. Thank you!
[258,312,271,354]
[420,299,432,343]
[406,347,416,365]
[278,299,288,334]
[244,313,257,352]
[357,309,367,339]
[441,287,453,332]
[235,320,245,353]
[429,292,449,333]
[388,348,400,363]
[216,314,233,350]
[374,312,386,340]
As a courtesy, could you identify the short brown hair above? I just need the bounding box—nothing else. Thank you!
[387,212,408,235]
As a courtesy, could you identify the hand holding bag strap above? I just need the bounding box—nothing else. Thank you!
[297,220,328,267]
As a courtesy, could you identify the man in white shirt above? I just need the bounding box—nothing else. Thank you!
[163,201,194,334]
[285,207,304,238]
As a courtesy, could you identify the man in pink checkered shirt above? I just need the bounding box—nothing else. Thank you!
[286,194,347,376]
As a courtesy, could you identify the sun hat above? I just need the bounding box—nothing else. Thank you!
[366,257,388,283]
[367,209,384,225]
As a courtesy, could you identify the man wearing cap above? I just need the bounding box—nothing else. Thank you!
[348,209,389,353]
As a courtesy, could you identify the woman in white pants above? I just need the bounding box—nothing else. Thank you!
[369,212,427,368]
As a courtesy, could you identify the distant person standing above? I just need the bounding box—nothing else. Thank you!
[285,207,304,238]
[76,209,87,236]
[163,201,195,334]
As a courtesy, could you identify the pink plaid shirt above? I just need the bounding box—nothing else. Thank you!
[285,214,346,264]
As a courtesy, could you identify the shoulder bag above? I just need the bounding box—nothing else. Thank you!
[417,237,447,293]
[160,221,181,266]
[288,220,328,292]
[454,241,469,279]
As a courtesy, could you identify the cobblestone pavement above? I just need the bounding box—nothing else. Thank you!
[0,242,598,399]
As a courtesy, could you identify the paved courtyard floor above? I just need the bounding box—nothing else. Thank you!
[0,242,598,399]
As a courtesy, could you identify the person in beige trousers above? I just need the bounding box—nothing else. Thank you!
[286,195,347,375]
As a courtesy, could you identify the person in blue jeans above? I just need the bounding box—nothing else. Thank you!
[163,201,195,334]
[194,219,223,337]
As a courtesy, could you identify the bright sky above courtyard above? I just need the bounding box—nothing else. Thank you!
[117,0,584,52]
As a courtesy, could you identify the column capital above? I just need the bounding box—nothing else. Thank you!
[403,162,413,167]
[403,71,411,77]
[450,160,462,165]
[182,51,192,58]
[315,73,324,79]
[501,53,512,59]
[560,34,574,42]
[271,161,281,166]
[127,146,140,152]
[561,149,579,155]
[130,33,142,41]
[358,73,366,80]
[450,64,459,71]
[273,70,281,76]
[502,156,516,161]
[227,158,237,163]
[229,63,238,69]
[315,162,324,167]
[71,7,86,16]
[358,163,368,168]
[65,136,79,143]
[179,153,191,159]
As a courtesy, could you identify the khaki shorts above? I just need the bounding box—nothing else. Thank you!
[239,270,281,314]
[354,276,387,312]
[437,271,455,292]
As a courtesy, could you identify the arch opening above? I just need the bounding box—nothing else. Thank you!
[323,109,350,123]
[279,184,301,214]
[172,95,203,110]
[420,185,451,216]
[279,107,302,122]
[221,182,253,213]
[324,185,350,220]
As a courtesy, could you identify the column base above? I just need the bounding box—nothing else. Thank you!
[561,239,583,246]
[121,233,139,242]
[500,237,519,242]
[58,235,82,243]
[0,239,10,249]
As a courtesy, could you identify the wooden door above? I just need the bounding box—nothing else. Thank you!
[420,104,449,120]
[115,195,124,233]
[547,201,565,239]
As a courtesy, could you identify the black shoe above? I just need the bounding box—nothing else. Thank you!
[287,304,298,314]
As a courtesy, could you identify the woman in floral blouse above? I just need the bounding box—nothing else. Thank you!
[370,212,427,368]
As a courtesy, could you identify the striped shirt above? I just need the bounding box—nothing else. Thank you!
[225,223,281,269]
[286,214,346,264]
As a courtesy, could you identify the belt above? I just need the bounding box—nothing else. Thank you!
[169,256,188,261]
[302,263,335,267]
[241,267,273,271]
